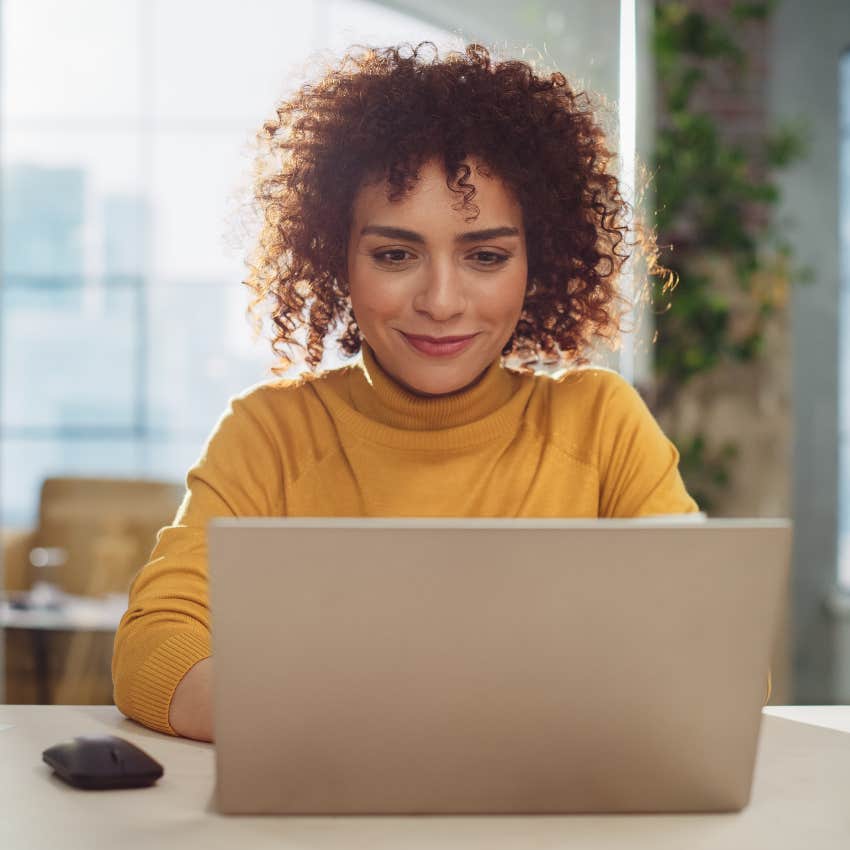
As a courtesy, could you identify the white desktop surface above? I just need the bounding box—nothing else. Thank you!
[1,705,849,849]
[0,592,126,631]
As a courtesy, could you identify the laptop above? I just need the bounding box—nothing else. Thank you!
[207,517,790,815]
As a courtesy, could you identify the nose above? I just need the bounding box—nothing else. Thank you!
[412,258,467,322]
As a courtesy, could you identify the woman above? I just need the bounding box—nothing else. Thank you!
[112,43,699,742]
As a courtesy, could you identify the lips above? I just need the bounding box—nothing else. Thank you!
[401,332,479,358]
[407,334,476,344]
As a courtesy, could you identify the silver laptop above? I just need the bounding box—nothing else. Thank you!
[207,517,790,815]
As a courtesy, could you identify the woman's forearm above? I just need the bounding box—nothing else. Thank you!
[169,656,214,742]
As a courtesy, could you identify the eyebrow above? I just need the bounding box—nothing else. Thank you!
[360,225,521,244]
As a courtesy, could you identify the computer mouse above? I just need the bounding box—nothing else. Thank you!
[42,735,164,790]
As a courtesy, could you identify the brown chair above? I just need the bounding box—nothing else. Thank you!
[3,476,184,704]
[29,476,184,596]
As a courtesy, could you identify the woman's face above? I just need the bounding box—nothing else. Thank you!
[346,158,528,397]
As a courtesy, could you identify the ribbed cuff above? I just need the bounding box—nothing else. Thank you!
[129,631,211,735]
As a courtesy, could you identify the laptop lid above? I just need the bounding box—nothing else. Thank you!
[208,518,790,815]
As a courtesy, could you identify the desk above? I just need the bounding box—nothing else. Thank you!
[1,706,849,848]
[1,591,126,703]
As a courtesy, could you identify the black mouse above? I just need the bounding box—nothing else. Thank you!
[43,735,164,790]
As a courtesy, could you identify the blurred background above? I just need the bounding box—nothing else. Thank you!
[0,0,847,708]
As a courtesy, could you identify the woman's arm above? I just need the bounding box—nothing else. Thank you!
[595,375,699,517]
[112,390,285,737]
[169,657,214,741]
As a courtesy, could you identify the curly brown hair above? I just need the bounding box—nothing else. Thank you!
[245,42,648,372]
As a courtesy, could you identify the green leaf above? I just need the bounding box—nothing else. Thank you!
[731,1,777,22]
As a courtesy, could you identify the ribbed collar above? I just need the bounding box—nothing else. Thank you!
[345,343,520,431]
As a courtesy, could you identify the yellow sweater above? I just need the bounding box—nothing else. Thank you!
[112,346,699,734]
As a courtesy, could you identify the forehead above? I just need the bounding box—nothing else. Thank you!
[350,159,523,231]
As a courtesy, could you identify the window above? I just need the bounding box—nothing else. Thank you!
[0,0,458,526]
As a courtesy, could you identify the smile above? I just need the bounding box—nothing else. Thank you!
[400,332,479,358]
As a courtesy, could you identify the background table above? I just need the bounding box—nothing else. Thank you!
[2,705,849,849]
[1,590,126,703]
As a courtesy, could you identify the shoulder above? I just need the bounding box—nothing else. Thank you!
[199,366,355,461]
[548,365,635,403]
[522,365,651,467]
[196,365,357,483]
[531,363,644,423]
[228,364,357,422]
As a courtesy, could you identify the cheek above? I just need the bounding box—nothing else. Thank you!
[349,271,405,323]
[485,271,528,321]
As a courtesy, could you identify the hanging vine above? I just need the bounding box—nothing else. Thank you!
[647,0,809,510]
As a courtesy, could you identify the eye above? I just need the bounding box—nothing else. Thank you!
[469,250,510,267]
[372,248,414,265]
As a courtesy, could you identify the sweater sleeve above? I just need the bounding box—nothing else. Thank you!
[112,391,285,735]
[596,373,699,518]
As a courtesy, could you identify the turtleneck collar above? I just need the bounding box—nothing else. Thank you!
[345,343,520,431]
